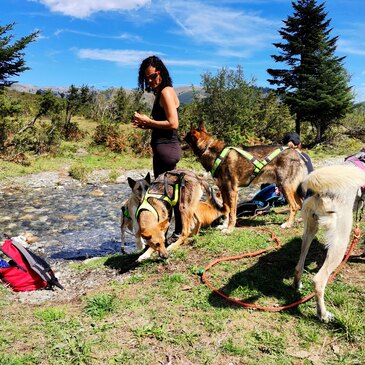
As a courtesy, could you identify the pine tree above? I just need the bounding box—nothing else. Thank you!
[0,23,38,89]
[267,0,353,143]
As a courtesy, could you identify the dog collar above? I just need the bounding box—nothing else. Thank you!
[211,146,288,179]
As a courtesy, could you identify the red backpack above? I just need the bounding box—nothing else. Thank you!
[0,238,63,292]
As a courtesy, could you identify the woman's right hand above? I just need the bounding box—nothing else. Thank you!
[133,112,149,129]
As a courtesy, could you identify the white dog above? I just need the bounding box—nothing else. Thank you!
[293,164,365,322]
[120,173,151,253]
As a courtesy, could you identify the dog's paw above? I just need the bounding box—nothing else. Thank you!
[221,227,234,235]
[216,222,229,230]
[280,221,292,229]
[136,256,146,263]
[318,311,334,323]
[136,250,152,262]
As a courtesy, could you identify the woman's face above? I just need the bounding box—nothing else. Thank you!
[145,66,162,91]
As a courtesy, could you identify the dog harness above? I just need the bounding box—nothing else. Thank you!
[135,172,183,220]
[345,151,365,190]
[122,206,131,220]
[211,146,288,182]
[345,153,365,172]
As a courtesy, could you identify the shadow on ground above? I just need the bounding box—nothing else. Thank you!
[206,236,326,317]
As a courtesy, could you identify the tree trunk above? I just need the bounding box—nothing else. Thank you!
[295,117,301,135]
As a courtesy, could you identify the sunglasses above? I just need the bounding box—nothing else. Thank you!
[145,71,160,81]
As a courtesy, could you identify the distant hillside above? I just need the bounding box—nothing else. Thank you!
[9,84,205,106]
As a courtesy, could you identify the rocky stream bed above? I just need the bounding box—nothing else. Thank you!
[0,169,155,304]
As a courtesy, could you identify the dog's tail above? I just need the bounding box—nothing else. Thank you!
[200,180,229,214]
[302,164,365,194]
[209,188,229,213]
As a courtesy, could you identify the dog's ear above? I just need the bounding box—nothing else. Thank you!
[198,121,206,132]
[127,177,136,189]
[141,232,152,241]
[159,218,170,232]
[145,172,151,184]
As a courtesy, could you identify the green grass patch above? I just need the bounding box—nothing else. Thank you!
[84,293,118,319]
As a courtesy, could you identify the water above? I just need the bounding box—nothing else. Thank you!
[0,182,134,260]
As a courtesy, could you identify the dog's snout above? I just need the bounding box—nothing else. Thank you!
[159,250,169,259]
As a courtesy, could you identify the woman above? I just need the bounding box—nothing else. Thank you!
[133,55,182,242]
[133,55,181,178]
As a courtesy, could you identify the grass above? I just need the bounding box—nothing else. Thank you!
[1,210,365,364]
[1,138,365,363]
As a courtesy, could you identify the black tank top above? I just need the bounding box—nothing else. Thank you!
[151,91,179,146]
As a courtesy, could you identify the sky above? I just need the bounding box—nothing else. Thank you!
[2,0,365,102]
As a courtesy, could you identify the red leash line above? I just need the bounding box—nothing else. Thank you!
[201,226,360,311]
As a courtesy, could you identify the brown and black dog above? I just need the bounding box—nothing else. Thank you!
[136,169,226,262]
[184,122,308,232]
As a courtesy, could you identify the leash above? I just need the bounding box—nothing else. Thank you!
[200,225,361,311]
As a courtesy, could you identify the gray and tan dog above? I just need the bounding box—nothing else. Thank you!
[120,172,151,253]
[293,164,365,322]
[136,169,226,262]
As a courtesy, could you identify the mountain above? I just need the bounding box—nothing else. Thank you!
[9,84,204,105]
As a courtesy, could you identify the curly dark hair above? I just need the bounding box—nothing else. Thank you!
[137,55,173,93]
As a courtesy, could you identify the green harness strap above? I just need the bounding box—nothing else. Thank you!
[122,206,131,220]
[135,183,180,221]
[211,146,288,179]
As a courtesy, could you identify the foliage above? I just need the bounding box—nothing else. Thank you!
[93,122,151,156]
[91,88,151,156]
[341,105,365,142]
[180,66,295,145]
[267,0,353,143]
[63,84,93,140]
[0,23,38,88]
[0,92,22,152]
[68,164,91,182]
[91,87,149,124]
[0,90,64,157]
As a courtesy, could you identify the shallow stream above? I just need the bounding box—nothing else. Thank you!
[0,173,138,260]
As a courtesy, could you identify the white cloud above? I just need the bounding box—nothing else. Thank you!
[33,0,151,18]
[338,39,365,56]
[76,48,213,68]
[164,0,278,57]
[77,49,162,65]
[55,28,142,42]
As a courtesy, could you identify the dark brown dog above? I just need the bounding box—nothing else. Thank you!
[184,122,308,232]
